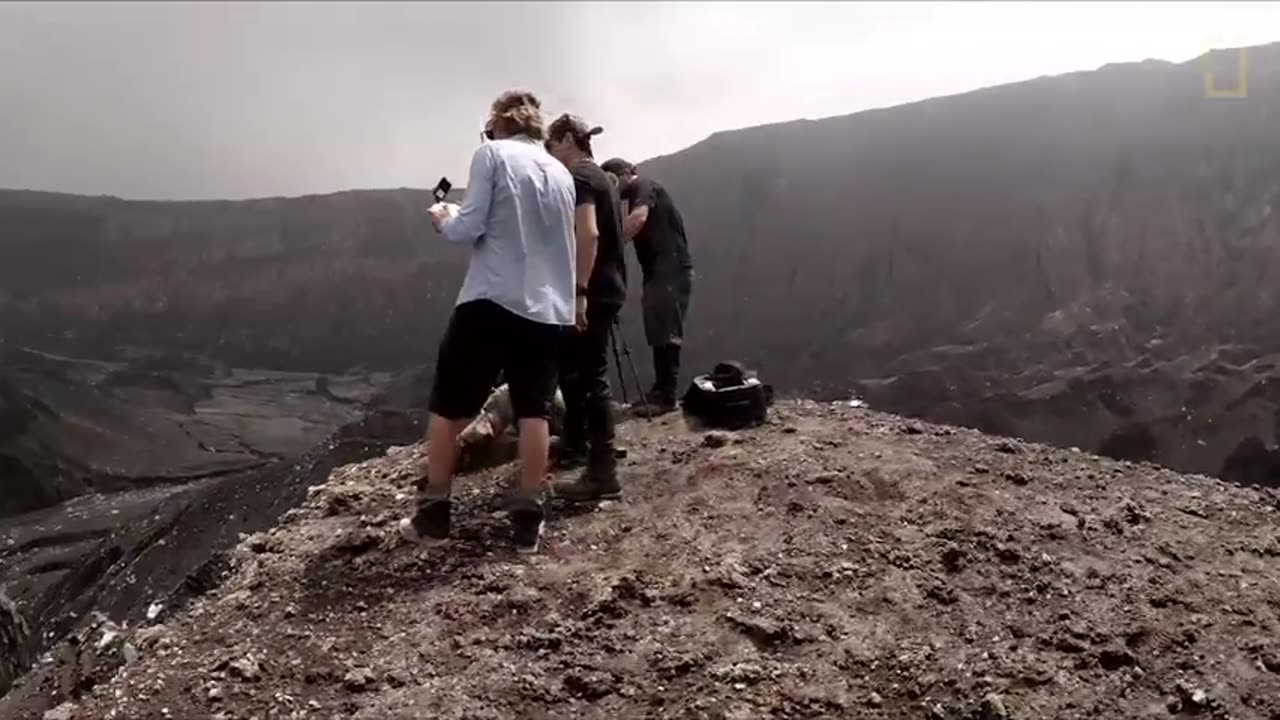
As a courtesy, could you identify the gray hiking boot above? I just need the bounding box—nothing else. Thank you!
[552,460,622,503]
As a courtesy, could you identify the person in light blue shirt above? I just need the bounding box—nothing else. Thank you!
[399,90,584,555]
[436,117,577,326]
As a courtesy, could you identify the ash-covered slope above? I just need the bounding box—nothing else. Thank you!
[0,345,263,518]
[25,403,1280,720]
[0,341,389,518]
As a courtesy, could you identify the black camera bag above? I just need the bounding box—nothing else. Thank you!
[680,361,773,430]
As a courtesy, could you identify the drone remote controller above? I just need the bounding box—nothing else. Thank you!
[432,177,452,204]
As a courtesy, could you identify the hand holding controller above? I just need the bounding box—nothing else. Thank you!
[428,177,458,232]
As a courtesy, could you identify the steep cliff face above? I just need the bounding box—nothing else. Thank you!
[0,591,28,700]
[639,46,1280,388]
[0,188,468,372]
[633,44,1280,476]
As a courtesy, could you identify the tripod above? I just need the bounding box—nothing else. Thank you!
[608,316,650,419]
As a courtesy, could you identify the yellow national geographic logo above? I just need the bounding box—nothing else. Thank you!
[1202,33,1249,99]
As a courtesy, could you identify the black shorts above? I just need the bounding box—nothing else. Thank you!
[428,300,566,422]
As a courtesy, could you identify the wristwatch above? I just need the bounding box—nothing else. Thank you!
[576,284,589,297]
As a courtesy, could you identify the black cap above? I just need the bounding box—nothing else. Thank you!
[548,114,603,157]
[601,158,635,176]
[549,114,603,142]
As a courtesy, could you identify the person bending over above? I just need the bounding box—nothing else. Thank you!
[399,90,576,554]
[455,383,566,475]
[601,158,693,416]
[545,114,627,501]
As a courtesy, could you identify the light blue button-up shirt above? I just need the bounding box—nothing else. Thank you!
[440,135,576,327]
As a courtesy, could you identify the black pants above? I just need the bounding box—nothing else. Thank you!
[558,300,620,467]
[642,269,692,402]
[641,270,693,348]
[429,300,565,422]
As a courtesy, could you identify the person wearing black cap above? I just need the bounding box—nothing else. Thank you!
[544,114,627,501]
[600,157,693,416]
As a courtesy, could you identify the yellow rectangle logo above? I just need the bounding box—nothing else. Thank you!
[1204,47,1248,99]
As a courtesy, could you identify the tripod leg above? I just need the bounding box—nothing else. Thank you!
[614,317,651,419]
[609,325,630,405]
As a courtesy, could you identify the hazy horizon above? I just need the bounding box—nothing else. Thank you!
[2,1,1278,202]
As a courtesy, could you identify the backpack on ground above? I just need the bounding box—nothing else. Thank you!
[680,361,773,430]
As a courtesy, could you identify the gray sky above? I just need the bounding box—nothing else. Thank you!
[1,1,1278,200]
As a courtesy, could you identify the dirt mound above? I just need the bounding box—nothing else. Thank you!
[30,402,1280,720]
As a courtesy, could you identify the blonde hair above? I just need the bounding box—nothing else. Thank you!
[489,90,546,141]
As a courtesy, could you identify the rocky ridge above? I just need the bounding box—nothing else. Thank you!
[16,402,1280,720]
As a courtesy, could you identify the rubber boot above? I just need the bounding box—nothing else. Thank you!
[635,345,680,417]
[553,452,621,502]
[553,437,588,471]
[554,398,622,501]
